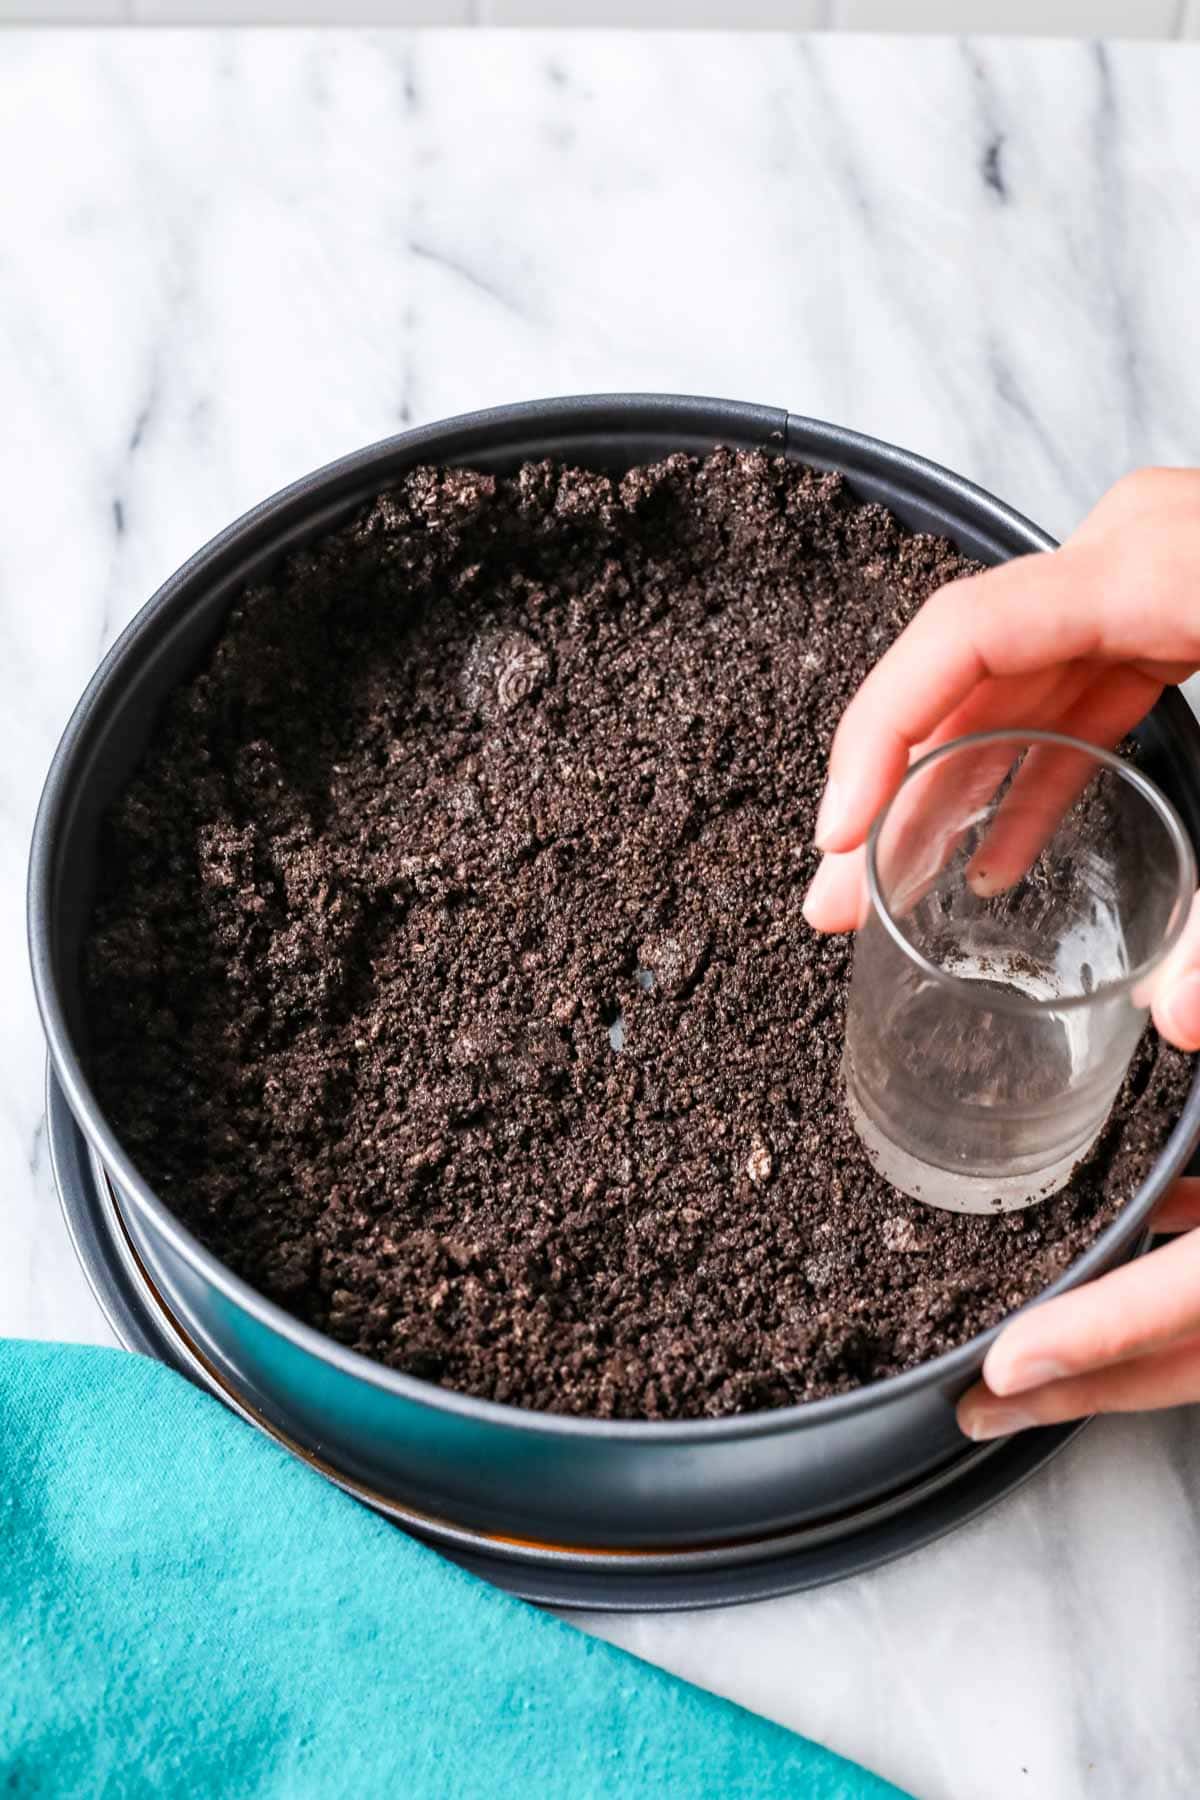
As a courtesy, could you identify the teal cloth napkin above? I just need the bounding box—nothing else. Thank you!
[1,1341,908,1798]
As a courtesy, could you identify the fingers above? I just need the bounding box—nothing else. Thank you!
[815,547,1109,852]
[877,734,1023,919]
[960,1184,1200,1441]
[1153,1178,1200,1234]
[815,514,1200,857]
[804,663,1108,935]
[925,661,1095,761]
[963,1165,1200,1435]
[963,667,1163,898]
[800,848,868,933]
[980,1228,1200,1400]
[962,1161,1200,1433]
[1149,890,1200,1051]
[963,739,1096,899]
[1070,467,1200,545]
[958,1332,1200,1436]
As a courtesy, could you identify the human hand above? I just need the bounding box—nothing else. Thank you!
[803,467,1200,1050]
[958,1178,1200,1435]
[802,467,1200,1432]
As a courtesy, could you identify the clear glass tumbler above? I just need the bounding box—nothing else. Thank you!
[843,730,1196,1214]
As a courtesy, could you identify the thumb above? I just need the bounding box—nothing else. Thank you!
[1150,890,1200,1051]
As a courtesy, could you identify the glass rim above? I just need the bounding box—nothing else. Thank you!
[864,727,1198,1016]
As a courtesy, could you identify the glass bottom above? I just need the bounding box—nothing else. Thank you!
[844,1078,1100,1215]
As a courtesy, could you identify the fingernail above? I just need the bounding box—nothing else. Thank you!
[966,863,1006,899]
[984,1353,1068,1397]
[958,1404,1037,1442]
[1161,971,1200,1051]
[814,780,847,851]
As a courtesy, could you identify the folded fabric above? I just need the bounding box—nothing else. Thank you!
[0,1340,907,1798]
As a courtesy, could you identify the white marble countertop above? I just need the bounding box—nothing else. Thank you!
[5,27,1200,1800]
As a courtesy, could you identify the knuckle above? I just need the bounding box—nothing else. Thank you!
[1110,466,1163,505]
[1103,465,1200,524]
[919,578,979,646]
[1089,1316,1142,1367]
[929,572,978,616]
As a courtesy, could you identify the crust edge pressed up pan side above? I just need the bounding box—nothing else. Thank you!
[29,394,1200,1550]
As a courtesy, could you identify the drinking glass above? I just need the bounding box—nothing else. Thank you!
[843,730,1196,1214]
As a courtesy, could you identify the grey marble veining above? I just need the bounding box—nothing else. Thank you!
[4,29,1200,1800]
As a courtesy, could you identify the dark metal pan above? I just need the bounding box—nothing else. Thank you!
[29,394,1200,1548]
